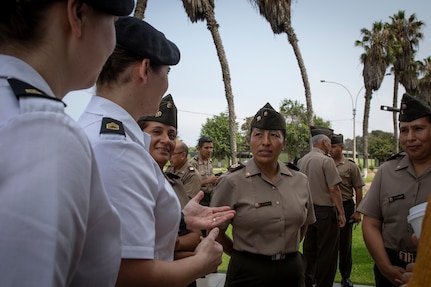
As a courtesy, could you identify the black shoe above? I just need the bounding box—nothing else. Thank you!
[341,278,353,287]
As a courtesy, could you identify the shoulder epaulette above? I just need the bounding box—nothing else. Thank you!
[100,117,125,136]
[192,156,198,161]
[228,162,245,172]
[286,162,300,171]
[165,172,181,179]
[348,159,356,163]
[386,152,406,161]
[7,78,66,107]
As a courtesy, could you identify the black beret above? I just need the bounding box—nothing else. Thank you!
[399,93,431,122]
[250,103,286,133]
[138,94,177,129]
[115,16,180,66]
[310,126,333,137]
[331,133,344,145]
[84,0,134,16]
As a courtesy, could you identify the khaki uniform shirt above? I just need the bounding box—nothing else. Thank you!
[188,154,214,194]
[165,173,189,209]
[335,155,365,201]
[211,159,316,255]
[357,153,431,252]
[298,148,342,206]
[166,162,201,199]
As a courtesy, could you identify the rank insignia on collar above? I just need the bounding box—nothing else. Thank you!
[100,117,125,136]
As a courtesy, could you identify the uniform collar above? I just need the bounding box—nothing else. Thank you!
[85,95,146,146]
[394,154,412,171]
[337,154,347,165]
[246,158,292,177]
[0,54,55,99]
[311,147,327,154]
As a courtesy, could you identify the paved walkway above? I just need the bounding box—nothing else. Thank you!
[197,273,375,287]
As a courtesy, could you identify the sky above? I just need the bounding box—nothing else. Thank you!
[64,0,431,148]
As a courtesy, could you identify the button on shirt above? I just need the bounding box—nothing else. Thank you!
[357,154,431,252]
[211,159,315,255]
[78,95,180,261]
[0,55,121,286]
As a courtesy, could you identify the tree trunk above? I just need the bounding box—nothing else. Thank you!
[392,76,399,154]
[134,0,148,19]
[285,26,314,128]
[363,88,373,175]
[205,11,238,163]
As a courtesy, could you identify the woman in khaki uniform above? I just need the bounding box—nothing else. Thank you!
[358,93,431,287]
[211,103,316,287]
[138,94,202,287]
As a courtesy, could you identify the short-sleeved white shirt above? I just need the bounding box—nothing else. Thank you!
[0,55,121,286]
[78,95,180,260]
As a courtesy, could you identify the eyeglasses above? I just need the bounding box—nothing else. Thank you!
[172,152,185,156]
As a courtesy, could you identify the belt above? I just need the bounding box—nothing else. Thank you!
[386,248,416,263]
[233,250,297,261]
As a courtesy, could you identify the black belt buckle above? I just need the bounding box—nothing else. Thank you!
[271,253,286,260]
[399,251,415,263]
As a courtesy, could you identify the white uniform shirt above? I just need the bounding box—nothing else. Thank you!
[78,95,180,260]
[0,55,121,286]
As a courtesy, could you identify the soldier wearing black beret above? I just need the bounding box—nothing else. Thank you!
[78,16,233,287]
[0,0,134,285]
[358,93,431,287]
[211,102,315,287]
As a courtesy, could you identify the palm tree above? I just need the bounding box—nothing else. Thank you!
[181,0,238,164]
[134,0,148,19]
[355,21,390,173]
[417,57,431,103]
[247,0,314,128]
[387,11,424,153]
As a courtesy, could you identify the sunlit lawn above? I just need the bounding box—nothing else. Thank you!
[217,222,375,286]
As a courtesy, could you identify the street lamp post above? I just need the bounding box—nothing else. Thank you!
[320,80,359,161]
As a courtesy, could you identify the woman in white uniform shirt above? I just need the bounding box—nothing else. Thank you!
[0,0,134,286]
[78,16,235,287]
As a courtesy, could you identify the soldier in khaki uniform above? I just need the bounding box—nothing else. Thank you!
[211,103,316,287]
[166,141,202,199]
[189,137,219,206]
[358,93,431,287]
[297,128,346,287]
[138,94,202,287]
[330,133,364,287]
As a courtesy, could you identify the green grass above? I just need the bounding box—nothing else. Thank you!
[217,223,375,286]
